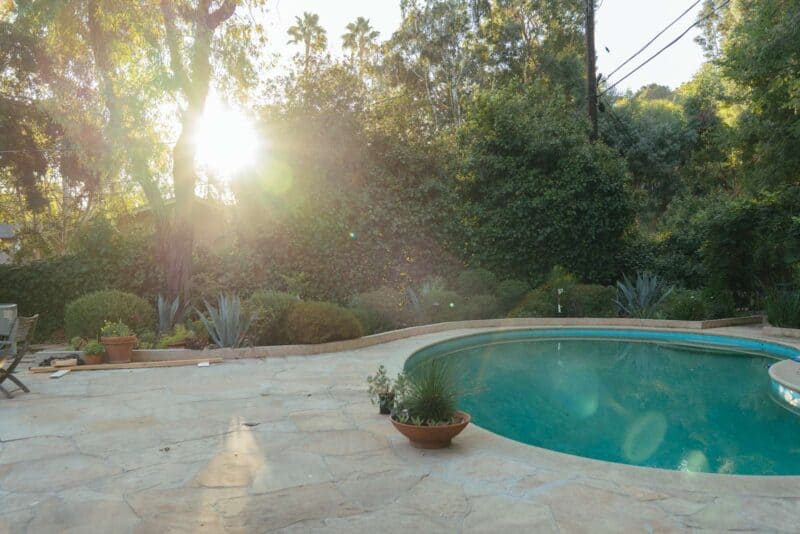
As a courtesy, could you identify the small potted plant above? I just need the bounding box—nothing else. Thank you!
[367,365,398,415]
[100,320,137,364]
[83,340,105,365]
[389,360,470,449]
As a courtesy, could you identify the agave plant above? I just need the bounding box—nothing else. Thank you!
[157,294,182,334]
[196,294,254,348]
[613,272,674,319]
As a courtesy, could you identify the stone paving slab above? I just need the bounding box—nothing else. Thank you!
[1,327,800,533]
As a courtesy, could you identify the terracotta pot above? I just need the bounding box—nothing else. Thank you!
[83,353,104,365]
[390,411,471,449]
[101,335,137,364]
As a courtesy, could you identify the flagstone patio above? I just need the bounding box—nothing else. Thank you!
[1,328,799,533]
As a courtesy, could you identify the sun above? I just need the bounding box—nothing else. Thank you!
[194,95,260,178]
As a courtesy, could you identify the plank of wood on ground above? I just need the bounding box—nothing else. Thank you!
[30,358,224,373]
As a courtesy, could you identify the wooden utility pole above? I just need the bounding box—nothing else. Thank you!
[586,0,598,140]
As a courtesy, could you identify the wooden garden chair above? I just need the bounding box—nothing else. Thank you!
[0,314,38,399]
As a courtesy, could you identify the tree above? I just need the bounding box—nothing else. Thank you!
[457,84,633,283]
[6,1,268,299]
[342,17,380,76]
[287,12,328,76]
[720,0,800,188]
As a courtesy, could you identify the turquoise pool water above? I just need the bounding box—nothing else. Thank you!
[406,329,800,475]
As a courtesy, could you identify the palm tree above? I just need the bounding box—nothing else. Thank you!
[342,17,380,75]
[287,12,327,75]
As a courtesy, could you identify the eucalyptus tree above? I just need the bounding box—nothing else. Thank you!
[287,12,328,76]
[5,0,268,299]
[342,17,380,76]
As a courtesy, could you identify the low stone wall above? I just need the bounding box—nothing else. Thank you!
[763,324,800,339]
[74,315,762,362]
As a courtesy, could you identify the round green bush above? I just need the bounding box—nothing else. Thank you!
[65,290,154,339]
[496,279,530,312]
[454,269,497,296]
[510,284,615,318]
[244,290,299,345]
[418,289,464,324]
[462,294,501,320]
[348,287,412,334]
[285,301,365,344]
[662,289,708,321]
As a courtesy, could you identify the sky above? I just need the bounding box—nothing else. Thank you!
[265,0,707,93]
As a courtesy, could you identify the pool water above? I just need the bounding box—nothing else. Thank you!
[408,330,800,475]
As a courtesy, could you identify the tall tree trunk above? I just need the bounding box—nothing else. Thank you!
[164,125,196,301]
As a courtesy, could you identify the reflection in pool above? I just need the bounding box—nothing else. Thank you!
[406,330,800,475]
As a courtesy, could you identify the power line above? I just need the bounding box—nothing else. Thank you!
[601,0,731,96]
[605,0,703,82]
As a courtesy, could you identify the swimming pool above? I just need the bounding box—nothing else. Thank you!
[405,329,800,475]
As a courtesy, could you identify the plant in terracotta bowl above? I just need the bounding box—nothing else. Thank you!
[100,320,136,364]
[83,340,105,365]
[390,360,470,449]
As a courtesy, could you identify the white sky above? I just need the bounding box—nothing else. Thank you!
[264,0,706,93]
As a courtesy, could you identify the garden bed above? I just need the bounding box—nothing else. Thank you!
[33,316,766,364]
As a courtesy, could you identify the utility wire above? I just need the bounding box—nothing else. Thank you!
[605,0,703,81]
[601,0,731,96]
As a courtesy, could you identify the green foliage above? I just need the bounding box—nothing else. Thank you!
[418,290,463,324]
[701,287,736,320]
[197,294,254,349]
[65,290,154,339]
[157,295,182,334]
[284,301,364,344]
[662,290,708,321]
[614,272,674,319]
[83,340,104,355]
[244,290,298,345]
[453,268,497,295]
[461,294,501,320]
[100,320,132,337]
[348,287,411,334]
[495,279,530,313]
[457,84,634,283]
[156,324,194,348]
[394,360,460,426]
[366,364,396,404]
[765,291,800,329]
[702,189,800,303]
[511,283,615,318]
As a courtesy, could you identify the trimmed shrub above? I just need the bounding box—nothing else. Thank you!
[766,291,800,328]
[418,290,464,323]
[65,290,154,339]
[285,301,364,344]
[496,279,530,313]
[348,287,412,334]
[511,284,615,318]
[454,268,497,296]
[702,287,736,319]
[244,290,298,345]
[563,284,617,317]
[662,290,708,321]
[462,294,501,320]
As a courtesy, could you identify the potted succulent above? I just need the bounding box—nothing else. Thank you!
[389,360,470,449]
[367,365,398,415]
[83,340,105,365]
[100,320,136,364]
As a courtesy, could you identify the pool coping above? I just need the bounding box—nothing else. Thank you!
[392,326,800,491]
